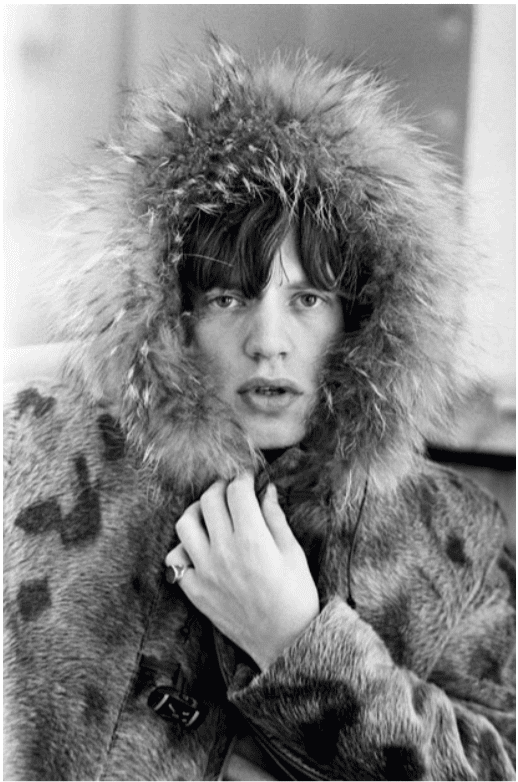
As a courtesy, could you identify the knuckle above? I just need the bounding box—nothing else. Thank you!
[227,471,251,499]
[201,480,225,507]
[211,534,227,557]
[175,503,198,537]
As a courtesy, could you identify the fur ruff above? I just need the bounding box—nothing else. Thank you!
[47,40,469,496]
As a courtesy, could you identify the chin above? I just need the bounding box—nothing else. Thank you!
[249,425,305,451]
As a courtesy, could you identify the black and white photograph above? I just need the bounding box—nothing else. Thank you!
[4,5,515,780]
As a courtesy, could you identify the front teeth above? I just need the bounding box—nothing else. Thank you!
[254,387,285,395]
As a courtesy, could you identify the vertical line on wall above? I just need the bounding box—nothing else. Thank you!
[116,4,135,119]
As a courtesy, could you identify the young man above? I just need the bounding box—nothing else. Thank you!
[4,42,515,780]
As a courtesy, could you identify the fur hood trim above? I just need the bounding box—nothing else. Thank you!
[50,41,468,496]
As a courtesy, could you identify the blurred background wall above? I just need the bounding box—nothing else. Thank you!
[3,4,515,526]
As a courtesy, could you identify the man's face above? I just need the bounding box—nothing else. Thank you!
[193,231,344,449]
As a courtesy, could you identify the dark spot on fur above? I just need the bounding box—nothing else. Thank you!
[300,709,342,765]
[74,454,91,489]
[14,498,62,534]
[17,578,51,621]
[469,645,503,684]
[296,682,360,764]
[256,677,359,765]
[97,414,125,461]
[411,683,428,716]
[313,681,359,729]
[60,456,101,546]
[376,593,410,666]
[483,654,504,685]
[83,685,108,725]
[446,534,469,566]
[381,744,425,781]
[15,387,56,419]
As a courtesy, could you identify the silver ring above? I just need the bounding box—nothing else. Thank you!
[167,563,190,584]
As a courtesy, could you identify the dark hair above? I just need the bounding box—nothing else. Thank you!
[177,192,375,330]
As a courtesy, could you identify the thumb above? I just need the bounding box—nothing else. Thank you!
[260,483,294,549]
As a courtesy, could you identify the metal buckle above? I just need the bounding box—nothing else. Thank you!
[148,686,202,728]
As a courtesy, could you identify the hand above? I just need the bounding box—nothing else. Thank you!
[165,472,320,671]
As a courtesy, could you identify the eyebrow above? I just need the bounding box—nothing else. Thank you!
[202,279,333,300]
[283,281,315,290]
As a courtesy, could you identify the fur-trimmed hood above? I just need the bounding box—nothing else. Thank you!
[50,40,468,497]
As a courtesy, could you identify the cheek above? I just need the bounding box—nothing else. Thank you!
[193,318,222,355]
[193,320,238,374]
[317,310,344,357]
[303,315,343,363]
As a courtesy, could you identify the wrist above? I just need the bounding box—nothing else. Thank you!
[251,613,320,672]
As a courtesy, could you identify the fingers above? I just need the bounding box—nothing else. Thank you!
[199,480,233,539]
[225,472,266,536]
[175,501,209,568]
[165,543,192,570]
[217,472,292,548]
[260,483,294,550]
[165,543,194,585]
[176,474,291,560]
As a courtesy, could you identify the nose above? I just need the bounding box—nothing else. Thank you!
[243,299,291,361]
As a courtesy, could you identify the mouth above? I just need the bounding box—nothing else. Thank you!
[237,378,303,413]
[237,378,303,396]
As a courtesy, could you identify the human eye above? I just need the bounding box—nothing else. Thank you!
[293,291,326,309]
[204,290,244,310]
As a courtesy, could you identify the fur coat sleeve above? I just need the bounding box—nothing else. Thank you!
[227,505,516,781]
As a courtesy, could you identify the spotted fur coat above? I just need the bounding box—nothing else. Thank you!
[4,41,516,780]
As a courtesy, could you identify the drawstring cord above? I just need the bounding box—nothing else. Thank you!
[259,454,369,612]
[346,478,369,610]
